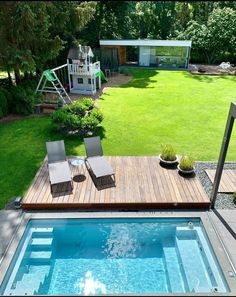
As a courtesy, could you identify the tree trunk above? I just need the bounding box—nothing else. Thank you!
[97,2,104,41]
[205,50,216,65]
[7,66,12,87]
[24,71,29,80]
[36,67,41,75]
[14,64,21,85]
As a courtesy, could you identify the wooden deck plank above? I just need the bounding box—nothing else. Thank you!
[151,157,167,203]
[206,169,236,193]
[30,164,48,205]
[22,156,210,209]
[25,160,47,204]
[224,171,236,191]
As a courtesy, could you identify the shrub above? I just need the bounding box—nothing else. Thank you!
[51,98,103,136]
[160,144,177,161]
[20,75,39,90]
[80,97,95,110]
[67,98,95,116]
[51,109,67,124]
[90,109,104,122]
[0,89,9,118]
[179,155,194,171]
[1,88,13,112]
[233,192,236,204]
[0,77,42,117]
[81,115,100,132]
[67,101,88,117]
[9,86,35,115]
[51,109,81,130]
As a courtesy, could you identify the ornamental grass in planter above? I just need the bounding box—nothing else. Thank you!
[178,155,195,176]
[159,144,178,167]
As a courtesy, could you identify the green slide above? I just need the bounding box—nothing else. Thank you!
[96,70,107,82]
[43,69,57,82]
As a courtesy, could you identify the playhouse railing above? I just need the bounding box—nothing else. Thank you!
[68,61,100,75]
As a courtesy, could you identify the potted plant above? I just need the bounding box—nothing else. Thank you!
[159,144,178,167]
[178,155,195,176]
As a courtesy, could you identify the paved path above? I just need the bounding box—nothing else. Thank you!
[210,209,236,269]
[0,210,23,259]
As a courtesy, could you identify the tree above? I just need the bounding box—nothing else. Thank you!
[130,2,157,39]
[79,1,132,46]
[178,7,236,64]
[153,1,176,39]
[0,2,64,84]
[0,1,97,85]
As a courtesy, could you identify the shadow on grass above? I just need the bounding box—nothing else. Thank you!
[63,126,106,156]
[185,72,234,82]
[119,68,159,89]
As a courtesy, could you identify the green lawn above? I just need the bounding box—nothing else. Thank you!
[98,68,236,159]
[0,116,86,208]
[1,68,236,208]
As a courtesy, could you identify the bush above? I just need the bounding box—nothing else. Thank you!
[51,98,103,136]
[1,88,13,112]
[20,75,40,90]
[80,97,95,110]
[160,144,177,161]
[0,76,42,118]
[9,86,35,115]
[179,155,194,171]
[233,192,236,204]
[81,115,100,131]
[0,89,9,118]
[90,109,104,122]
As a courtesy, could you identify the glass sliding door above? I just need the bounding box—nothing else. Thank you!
[139,46,151,66]
[149,46,188,68]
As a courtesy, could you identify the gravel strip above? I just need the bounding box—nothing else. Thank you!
[195,162,236,209]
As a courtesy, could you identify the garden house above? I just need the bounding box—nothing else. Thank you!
[99,39,192,69]
[67,45,102,95]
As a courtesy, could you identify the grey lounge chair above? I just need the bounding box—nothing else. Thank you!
[84,136,115,186]
[46,140,73,193]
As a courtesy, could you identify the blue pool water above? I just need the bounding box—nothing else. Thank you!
[0,218,229,295]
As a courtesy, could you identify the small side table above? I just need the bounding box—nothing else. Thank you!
[69,157,86,182]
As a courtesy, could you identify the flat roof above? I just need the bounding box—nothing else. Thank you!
[100,39,192,47]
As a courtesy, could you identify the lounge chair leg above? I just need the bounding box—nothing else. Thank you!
[71,181,73,192]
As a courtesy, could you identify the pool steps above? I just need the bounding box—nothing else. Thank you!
[30,238,53,246]
[5,228,53,295]
[175,227,213,292]
[162,238,186,293]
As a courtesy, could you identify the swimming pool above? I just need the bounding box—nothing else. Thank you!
[0,218,230,295]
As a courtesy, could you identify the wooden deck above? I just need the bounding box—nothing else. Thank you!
[22,156,210,209]
[206,169,236,193]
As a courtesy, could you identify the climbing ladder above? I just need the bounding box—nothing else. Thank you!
[36,64,72,105]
